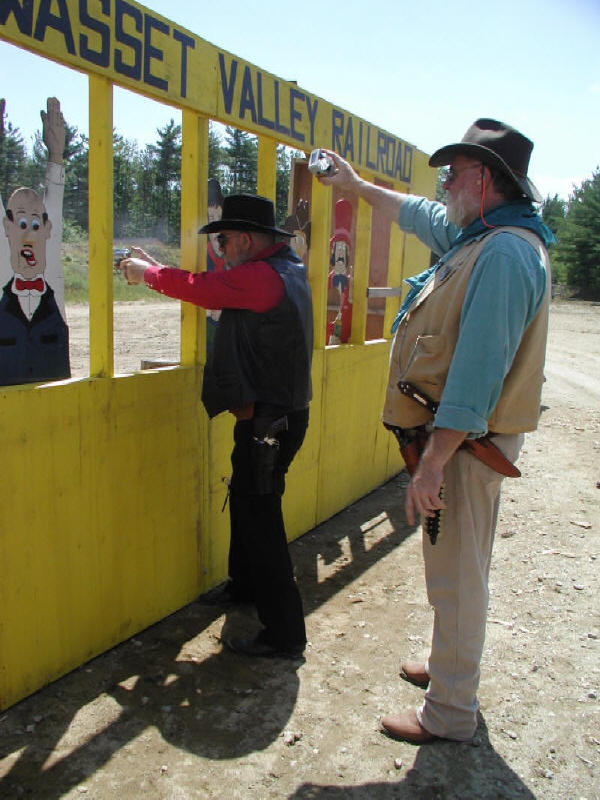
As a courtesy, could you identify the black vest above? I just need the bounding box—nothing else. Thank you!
[202,246,313,418]
[0,280,70,386]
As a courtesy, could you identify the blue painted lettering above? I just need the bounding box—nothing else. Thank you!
[393,142,412,181]
[358,121,363,166]
[239,65,257,123]
[79,0,110,69]
[0,0,33,36]
[385,136,395,177]
[143,14,168,91]
[343,116,354,161]
[256,72,274,130]
[114,0,142,80]
[34,0,75,55]
[331,110,344,153]
[403,145,413,181]
[393,143,403,179]
[173,29,194,98]
[289,88,305,143]
[376,131,386,174]
[218,53,237,115]
[273,81,289,136]
[365,125,376,170]
[305,96,318,147]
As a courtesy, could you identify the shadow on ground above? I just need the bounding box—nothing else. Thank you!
[289,715,535,799]
[0,473,533,798]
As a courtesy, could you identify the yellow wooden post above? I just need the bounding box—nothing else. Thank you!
[308,178,332,349]
[180,110,210,594]
[257,136,277,201]
[88,75,114,377]
[180,110,208,366]
[383,214,406,337]
[350,194,371,345]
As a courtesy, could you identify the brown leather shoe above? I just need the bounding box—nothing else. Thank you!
[380,708,438,744]
[400,660,429,688]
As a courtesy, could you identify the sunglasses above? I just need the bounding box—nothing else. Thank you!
[444,164,482,185]
[215,231,248,255]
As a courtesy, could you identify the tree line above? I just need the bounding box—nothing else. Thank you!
[1,102,598,299]
[541,171,600,299]
[0,105,298,244]
[435,164,600,300]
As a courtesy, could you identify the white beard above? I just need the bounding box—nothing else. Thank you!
[446,187,478,227]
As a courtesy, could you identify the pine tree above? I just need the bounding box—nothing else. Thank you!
[275,145,303,226]
[113,133,140,237]
[148,119,181,243]
[131,147,157,238]
[541,194,566,236]
[0,99,27,200]
[62,124,89,231]
[553,169,600,298]
[208,122,224,183]
[222,126,257,194]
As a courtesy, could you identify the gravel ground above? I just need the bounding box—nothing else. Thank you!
[0,299,598,799]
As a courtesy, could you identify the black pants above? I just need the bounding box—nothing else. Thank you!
[228,408,309,648]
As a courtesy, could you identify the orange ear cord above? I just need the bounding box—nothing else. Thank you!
[479,166,496,229]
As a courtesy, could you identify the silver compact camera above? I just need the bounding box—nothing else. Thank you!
[113,247,131,275]
[308,149,334,177]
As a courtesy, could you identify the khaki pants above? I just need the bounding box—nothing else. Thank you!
[417,433,524,740]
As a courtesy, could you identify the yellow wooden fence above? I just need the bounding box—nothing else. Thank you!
[0,0,435,709]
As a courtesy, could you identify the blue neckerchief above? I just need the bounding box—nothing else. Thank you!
[454,199,556,248]
[390,200,555,334]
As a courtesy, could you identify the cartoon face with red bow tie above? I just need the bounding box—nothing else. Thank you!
[0,97,70,385]
[3,187,52,282]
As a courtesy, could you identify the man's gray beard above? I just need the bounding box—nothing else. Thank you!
[446,192,468,227]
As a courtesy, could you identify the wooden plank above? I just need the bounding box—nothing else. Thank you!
[88,74,114,377]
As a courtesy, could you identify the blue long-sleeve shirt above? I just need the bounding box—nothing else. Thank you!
[394,197,554,435]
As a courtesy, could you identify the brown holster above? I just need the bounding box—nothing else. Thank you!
[393,381,521,478]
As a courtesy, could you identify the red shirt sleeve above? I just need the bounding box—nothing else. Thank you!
[144,259,285,313]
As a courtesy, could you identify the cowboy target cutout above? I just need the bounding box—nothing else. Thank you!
[0,97,70,386]
[326,198,354,345]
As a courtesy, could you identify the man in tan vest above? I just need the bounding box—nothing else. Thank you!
[319,119,555,743]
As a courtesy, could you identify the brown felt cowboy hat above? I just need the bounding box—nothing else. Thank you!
[428,118,542,203]
[198,193,292,236]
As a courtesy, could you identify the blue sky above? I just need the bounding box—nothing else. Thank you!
[1,0,598,200]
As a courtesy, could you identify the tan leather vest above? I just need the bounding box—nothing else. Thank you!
[382,227,551,433]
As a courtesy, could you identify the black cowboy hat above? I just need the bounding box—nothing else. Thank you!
[198,193,292,236]
[428,118,542,202]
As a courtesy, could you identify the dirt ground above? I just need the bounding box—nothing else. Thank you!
[0,300,598,800]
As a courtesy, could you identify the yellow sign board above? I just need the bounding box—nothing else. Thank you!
[0,0,416,183]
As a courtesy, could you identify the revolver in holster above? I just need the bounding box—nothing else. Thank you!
[251,415,288,495]
[383,422,442,545]
[383,423,429,478]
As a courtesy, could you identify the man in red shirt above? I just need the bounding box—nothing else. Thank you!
[121,194,313,659]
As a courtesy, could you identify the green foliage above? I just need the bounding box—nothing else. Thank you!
[61,234,181,303]
[222,126,257,193]
[435,168,448,203]
[146,119,182,243]
[208,122,225,183]
[541,194,568,284]
[552,169,600,298]
[62,218,87,243]
[276,145,303,226]
[0,99,27,200]
[62,123,89,231]
[541,194,566,235]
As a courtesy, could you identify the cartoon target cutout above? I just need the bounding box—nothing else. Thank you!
[283,197,311,261]
[0,97,70,385]
[326,198,354,345]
